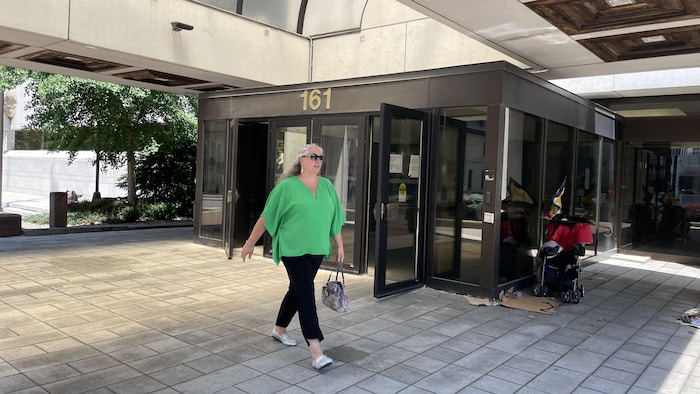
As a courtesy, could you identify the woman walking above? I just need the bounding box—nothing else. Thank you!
[241,143,345,370]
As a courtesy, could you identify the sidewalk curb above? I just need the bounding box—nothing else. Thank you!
[21,221,193,236]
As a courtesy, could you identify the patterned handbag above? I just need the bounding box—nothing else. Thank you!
[322,261,349,313]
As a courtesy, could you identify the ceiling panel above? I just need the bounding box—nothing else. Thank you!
[525,0,700,35]
[580,24,700,61]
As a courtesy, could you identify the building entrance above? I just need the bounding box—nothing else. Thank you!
[621,143,700,262]
[196,62,620,298]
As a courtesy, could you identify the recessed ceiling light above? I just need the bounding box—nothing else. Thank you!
[641,35,666,43]
[605,0,635,6]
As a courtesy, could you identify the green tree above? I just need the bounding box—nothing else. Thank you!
[117,125,197,218]
[22,73,197,205]
[0,66,33,90]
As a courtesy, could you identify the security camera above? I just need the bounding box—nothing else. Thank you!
[171,22,194,31]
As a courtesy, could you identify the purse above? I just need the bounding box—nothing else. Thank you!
[322,261,349,313]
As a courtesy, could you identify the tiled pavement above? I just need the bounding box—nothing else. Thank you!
[1,227,699,394]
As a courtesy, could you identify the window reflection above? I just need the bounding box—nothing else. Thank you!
[500,110,541,284]
[543,121,573,218]
[598,139,616,253]
[194,0,239,14]
[274,126,307,183]
[320,123,359,267]
[303,0,366,36]
[575,131,599,254]
[193,0,367,36]
[200,120,227,241]
[242,0,301,32]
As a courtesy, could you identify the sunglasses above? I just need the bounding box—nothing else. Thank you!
[303,154,324,161]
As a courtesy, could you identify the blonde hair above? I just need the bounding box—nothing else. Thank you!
[286,143,324,177]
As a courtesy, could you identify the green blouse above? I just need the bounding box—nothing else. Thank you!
[262,176,346,265]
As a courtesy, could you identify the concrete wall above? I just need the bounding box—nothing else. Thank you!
[311,0,527,82]
[1,150,126,200]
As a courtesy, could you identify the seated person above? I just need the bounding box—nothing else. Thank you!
[658,192,689,241]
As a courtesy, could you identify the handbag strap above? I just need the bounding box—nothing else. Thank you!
[337,260,345,283]
[327,260,345,283]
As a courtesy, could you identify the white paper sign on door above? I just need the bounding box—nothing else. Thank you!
[389,154,403,174]
[408,155,420,178]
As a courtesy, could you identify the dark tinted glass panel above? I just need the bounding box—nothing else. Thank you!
[598,139,616,253]
[320,123,360,268]
[200,120,227,241]
[431,107,485,286]
[574,131,598,255]
[243,0,301,32]
[501,109,542,284]
[194,0,239,14]
[304,0,366,36]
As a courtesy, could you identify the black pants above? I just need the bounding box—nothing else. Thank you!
[277,254,324,343]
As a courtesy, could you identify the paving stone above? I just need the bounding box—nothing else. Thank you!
[2,229,700,393]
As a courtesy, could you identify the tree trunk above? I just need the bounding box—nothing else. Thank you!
[127,151,137,205]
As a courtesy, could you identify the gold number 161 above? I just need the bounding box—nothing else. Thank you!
[300,88,331,111]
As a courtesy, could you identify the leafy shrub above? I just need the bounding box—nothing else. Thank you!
[141,201,177,221]
[68,211,107,225]
[464,193,484,220]
[24,197,189,226]
[117,131,196,218]
[104,205,141,224]
[68,198,126,214]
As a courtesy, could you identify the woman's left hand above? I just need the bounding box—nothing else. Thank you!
[336,248,345,264]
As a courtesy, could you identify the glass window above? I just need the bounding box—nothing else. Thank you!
[543,121,573,219]
[597,139,616,253]
[274,126,307,183]
[200,120,228,241]
[194,0,239,14]
[574,131,599,255]
[620,144,635,247]
[320,122,360,268]
[242,0,302,32]
[500,109,542,284]
[303,0,366,36]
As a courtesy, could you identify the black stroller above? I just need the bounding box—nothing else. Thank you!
[533,214,593,303]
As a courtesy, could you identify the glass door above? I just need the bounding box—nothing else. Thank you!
[316,117,366,274]
[259,119,311,257]
[199,120,229,245]
[374,104,428,298]
[223,122,239,259]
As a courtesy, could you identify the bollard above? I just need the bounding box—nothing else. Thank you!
[49,191,68,228]
[0,213,22,236]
